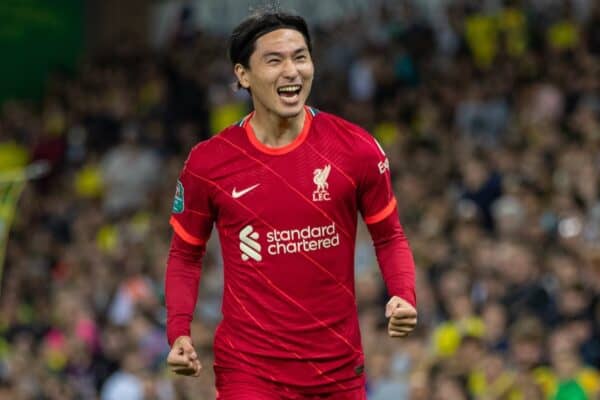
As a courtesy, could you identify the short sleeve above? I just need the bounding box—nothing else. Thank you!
[358,136,397,225]
[169,164,214,246]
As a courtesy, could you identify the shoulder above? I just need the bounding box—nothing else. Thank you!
[314,110,384,159]
[184,124,244,174]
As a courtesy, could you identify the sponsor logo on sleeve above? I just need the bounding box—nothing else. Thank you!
[373,138,390,174]
[172,180,184,213]
[378,158,390,174]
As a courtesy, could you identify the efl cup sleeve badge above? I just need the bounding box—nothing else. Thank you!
[312,164,331,202]
[172,180,184,213]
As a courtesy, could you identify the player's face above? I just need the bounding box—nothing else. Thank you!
[236,29,314,119]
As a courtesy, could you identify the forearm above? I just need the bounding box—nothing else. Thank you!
[367,211,416,307]
[165,234,205,346]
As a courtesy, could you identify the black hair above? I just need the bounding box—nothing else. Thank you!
[228,11,312,69]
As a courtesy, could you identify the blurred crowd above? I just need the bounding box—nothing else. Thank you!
[1,0,600,399]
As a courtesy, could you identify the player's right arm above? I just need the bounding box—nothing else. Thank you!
[165,152,215,375]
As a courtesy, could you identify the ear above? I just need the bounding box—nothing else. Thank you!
[234,63,251,89]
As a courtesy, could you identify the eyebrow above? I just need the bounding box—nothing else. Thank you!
[262,47,309,59]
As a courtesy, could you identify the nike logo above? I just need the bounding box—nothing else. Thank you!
[232,184,260,199]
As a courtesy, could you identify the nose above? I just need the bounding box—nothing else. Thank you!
[281,58,299,79]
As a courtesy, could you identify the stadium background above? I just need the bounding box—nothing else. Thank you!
[1,0,600,399]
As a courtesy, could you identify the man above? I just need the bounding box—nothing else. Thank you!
[165,11,417,399]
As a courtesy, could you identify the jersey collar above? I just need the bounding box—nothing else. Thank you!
[242,106,314,155]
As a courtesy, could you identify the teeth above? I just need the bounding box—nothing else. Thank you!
[278,85,301,93]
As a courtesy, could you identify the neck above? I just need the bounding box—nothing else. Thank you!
[250,104,306,148]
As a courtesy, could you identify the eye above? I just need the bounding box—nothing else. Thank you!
[296,55,307,61]
[267,58,280,65]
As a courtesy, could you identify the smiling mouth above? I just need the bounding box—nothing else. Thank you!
[277,84,302,98]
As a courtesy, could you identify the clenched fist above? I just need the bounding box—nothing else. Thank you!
[167,336,202,377]
[385,296,417,338]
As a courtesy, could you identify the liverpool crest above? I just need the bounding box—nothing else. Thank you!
[312,165,331,202]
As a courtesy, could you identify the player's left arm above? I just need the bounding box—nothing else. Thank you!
[357,136,417,338]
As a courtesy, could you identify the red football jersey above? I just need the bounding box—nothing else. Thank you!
[168,106,412,393]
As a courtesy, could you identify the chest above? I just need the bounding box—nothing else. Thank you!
[210,150,359,229]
